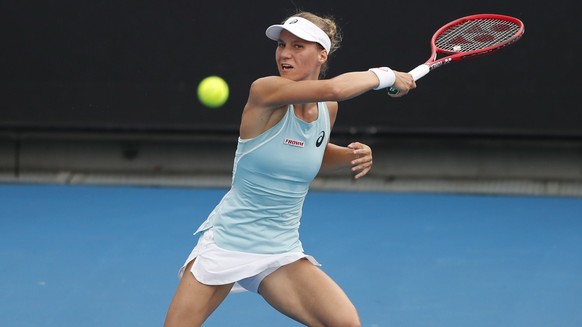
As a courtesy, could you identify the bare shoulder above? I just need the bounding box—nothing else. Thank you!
[325,101,338,112]
[248,76,287,99]
[244,76,286,112]
[325,101,339,127]
[240,79,288,139]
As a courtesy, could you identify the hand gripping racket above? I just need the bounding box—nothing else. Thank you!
[388,13,525,94]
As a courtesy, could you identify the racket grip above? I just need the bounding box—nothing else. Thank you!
[388,64,430,95]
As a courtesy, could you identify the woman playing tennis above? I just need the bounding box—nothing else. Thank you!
[164,11,415,327]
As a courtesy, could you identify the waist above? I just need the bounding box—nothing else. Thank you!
[234,168,311,198]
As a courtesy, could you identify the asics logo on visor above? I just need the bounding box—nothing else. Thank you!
[289,19,298,24]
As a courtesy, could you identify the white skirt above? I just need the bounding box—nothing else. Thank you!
[178,229,320,293]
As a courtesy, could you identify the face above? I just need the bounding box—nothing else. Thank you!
[276,30,327,81]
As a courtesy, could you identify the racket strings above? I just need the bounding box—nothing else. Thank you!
[436,19,521,52]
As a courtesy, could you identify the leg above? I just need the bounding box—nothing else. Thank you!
[164,260,234,327]
[258,259,361,327]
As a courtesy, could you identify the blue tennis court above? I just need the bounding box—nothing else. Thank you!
[1,183,581,327]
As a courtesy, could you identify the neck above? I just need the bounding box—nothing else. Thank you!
[293,103,319,122]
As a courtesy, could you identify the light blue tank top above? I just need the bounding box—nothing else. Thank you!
[195,103,330,254]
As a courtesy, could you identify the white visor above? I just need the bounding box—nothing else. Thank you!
[265,17,331,53]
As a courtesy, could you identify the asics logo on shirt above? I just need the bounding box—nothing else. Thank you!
[316,131,325,147]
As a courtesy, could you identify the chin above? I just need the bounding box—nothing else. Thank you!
[279,70,295,79]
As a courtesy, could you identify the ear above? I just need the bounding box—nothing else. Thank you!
[318,50,328,64]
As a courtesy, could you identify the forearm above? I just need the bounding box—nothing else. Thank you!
[321,142,373,179]
[321,143,355,171]
[326,71,381,101]
[327,66,403,101]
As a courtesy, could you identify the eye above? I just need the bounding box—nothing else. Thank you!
[277,41,285,48]
[292,42,305,49]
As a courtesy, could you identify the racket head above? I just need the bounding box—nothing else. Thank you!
[429,14,524,64]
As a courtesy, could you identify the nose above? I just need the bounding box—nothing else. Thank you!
[278,44,291,58]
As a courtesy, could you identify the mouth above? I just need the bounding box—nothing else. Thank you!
[281,63,294,71]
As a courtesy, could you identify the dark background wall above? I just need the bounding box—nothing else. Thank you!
[1,0,579,137]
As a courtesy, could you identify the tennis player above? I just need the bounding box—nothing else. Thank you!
[164,11,415,327]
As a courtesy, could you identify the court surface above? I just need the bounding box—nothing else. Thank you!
[1,183,581,327]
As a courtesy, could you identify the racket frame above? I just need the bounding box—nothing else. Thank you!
[396,13,525,83]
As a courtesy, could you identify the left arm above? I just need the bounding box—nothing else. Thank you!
[321,142,373,179]
[321,101,373,179]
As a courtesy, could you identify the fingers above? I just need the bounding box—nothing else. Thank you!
[388,72,417,97]
[348,142,368,153]
[348,142,373,179]
[352,162,372,179]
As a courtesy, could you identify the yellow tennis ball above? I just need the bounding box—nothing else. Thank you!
[197,76,229,108]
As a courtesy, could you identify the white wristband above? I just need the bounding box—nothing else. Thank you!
[368,67,396,90]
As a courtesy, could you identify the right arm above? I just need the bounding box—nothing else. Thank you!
[240,70,414,139]
[246,70,414,109]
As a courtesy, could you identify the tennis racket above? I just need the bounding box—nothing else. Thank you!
[388,13,524,94]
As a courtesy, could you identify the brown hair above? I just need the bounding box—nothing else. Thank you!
[286,11,342,78]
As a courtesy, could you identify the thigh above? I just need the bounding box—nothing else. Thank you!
[258,259,361,327]
[164,260,234,327]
